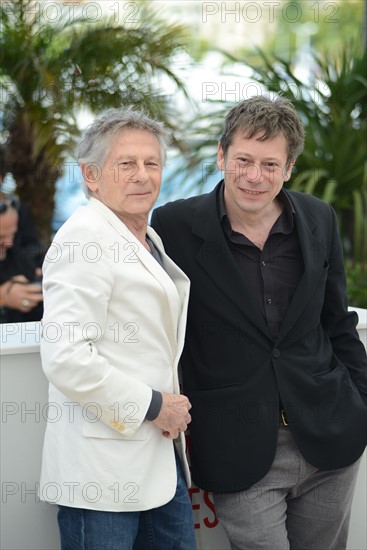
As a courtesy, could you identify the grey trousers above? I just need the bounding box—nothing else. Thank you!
[213,426,361,550]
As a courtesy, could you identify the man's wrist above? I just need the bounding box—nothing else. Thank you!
[145,390,163,421]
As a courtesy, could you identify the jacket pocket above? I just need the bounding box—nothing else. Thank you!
[312,354,347,379]
[82,417,148,441]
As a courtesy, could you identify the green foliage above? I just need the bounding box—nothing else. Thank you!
[265,0,364,60]
[345,260,367,308]
[0,0,189,241]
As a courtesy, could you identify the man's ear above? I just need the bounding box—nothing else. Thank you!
[217,143,225,171]
[81,163,100,193]
[284,160,295,182]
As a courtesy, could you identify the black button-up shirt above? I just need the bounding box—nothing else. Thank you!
[218,183,304,341]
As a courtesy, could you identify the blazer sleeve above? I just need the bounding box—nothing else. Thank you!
[321,205,367,398]
[40,220,153,437]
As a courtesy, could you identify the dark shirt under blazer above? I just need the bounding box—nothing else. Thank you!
[219,185,304,340]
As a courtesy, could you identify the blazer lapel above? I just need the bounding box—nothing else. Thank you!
[191,184,270,338]
[276,192,328,344]
[147,227,190,355]
[87,198,184,348]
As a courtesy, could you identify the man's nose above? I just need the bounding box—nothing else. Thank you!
[242,163,262,182]
[133,163,149,183]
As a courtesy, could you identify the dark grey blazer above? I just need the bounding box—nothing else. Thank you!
[151,182,367,493]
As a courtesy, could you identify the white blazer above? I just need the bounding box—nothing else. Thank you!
[39,198,190,512]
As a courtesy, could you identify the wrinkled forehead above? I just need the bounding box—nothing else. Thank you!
[105,127,162,160]
[234,126,285,143]
[228,129,289,155]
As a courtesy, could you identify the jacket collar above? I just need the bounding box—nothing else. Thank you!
[87,197,190,349]
[191,182,327,343]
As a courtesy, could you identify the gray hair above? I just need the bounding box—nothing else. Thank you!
[220,95,305,166]
[75,107,171,196]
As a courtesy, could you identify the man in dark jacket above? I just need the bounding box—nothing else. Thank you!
[151,96,367,549]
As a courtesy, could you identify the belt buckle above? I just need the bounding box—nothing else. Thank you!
[280,409,288,426]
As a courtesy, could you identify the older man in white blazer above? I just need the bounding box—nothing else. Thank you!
[39,108,196,549]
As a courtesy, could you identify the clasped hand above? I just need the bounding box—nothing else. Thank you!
[152,392,192,439]
[2,274,43,312]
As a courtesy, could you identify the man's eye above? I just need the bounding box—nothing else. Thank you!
[120,162,134,169]
[264,163,277,170]
[238,158,250,164]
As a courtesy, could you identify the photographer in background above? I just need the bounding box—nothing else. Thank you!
[0,146,44,323]
[0,195,44,323]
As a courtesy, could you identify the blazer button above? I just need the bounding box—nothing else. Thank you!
[110,420,126,432]
[273,348,280,359]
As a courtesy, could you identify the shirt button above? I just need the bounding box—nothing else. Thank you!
[261,261,266,267]
[273,349,280,359]
[267,298,272,304]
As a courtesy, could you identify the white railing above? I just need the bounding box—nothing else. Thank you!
[1,308,366,550]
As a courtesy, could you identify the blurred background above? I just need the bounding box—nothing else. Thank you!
[1,0,366,305]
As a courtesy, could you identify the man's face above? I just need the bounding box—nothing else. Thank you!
[0,208,18,260]
[218,131,294,219]
[84,128,162,221]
